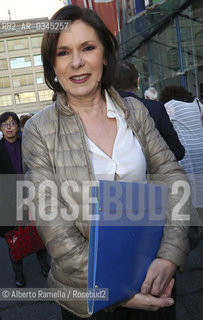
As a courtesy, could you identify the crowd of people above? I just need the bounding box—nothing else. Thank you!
[0,4,203,320]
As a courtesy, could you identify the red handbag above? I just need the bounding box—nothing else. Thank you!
[5,222,45,262]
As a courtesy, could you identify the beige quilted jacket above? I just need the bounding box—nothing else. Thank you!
[22,88,191,317]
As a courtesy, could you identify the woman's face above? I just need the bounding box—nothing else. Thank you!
[0,116,18,142]
[54,19,107,101]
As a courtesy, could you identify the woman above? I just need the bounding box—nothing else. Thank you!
[0,112,49,288]
[22,5,191,319]
[160,85,203,222]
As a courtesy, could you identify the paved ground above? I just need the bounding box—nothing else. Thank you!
[0,238,61,320]
[0,237,203,319]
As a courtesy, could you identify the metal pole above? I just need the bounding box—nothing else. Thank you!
[175,16,187,89]
[189,7,200,98]
[146,42,153,86]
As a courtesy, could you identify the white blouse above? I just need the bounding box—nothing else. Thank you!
[86,91,147,182]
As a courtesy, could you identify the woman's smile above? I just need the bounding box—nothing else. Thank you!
[70,73,91,83]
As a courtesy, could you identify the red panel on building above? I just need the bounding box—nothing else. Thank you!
[70,0,119,35]
[92,0,119,36]
[70,0,88,8]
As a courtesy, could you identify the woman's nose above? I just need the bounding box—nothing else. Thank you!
[70,52,84,69]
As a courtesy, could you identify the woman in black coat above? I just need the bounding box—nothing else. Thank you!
[0,111,49,288]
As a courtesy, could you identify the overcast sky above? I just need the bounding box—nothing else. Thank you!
[0,0,64,20]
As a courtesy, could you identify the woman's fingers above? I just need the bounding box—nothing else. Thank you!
[141,258,177,296]
[122,292,174,311]
[161,278,175,298]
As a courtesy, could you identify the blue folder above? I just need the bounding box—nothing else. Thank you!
[88,180,168,315]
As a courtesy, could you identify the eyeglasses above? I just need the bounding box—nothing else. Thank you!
[0,121,17,128]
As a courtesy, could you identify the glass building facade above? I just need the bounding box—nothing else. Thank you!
[118,0,203,99]
[66,0,203,99]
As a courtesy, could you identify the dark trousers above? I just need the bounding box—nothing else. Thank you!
[61,281,176,320]
[61,305,176,320]
[8,248,48,276]
[197,207,203,223]
[61,307,132,320]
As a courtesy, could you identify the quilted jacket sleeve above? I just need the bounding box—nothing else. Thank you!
[125,96,191,268]
[22,116,88,284]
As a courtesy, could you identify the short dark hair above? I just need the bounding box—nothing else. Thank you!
[0,112,20,128]
[20,114,32,129]
[159,86,193,104]
[41,5,118,93]
[113,60,139,91]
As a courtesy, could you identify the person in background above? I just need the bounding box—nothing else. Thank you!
[144,87,158,100]
[22,5,191,320]
[113,60,185,161]
[0,111,50,288]
[160,85,203,223]
[20,114,33,132]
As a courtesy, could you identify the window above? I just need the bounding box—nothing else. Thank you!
[0,77,10,89]
[15,92,36,104]
[7,38,29,51]
[0,41,5,52]
[0,95,12,106]
[33,54,42,66]
[10,56,31,69]
[0,59,8,71]
[35,72,44,84]
[38,89,53,101]
[31,36,42,48]
[13,74,34,87]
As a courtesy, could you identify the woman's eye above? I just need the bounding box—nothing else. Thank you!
[57,50,69,56]
[83,46,95,52]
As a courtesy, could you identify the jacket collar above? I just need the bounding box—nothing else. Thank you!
[55,87,129,119]
[56,92,75,116]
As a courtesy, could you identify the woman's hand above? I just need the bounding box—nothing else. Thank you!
[141,258,177,296]
[122,278,175,311]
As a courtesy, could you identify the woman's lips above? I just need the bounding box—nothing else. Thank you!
[70,74,90,83]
